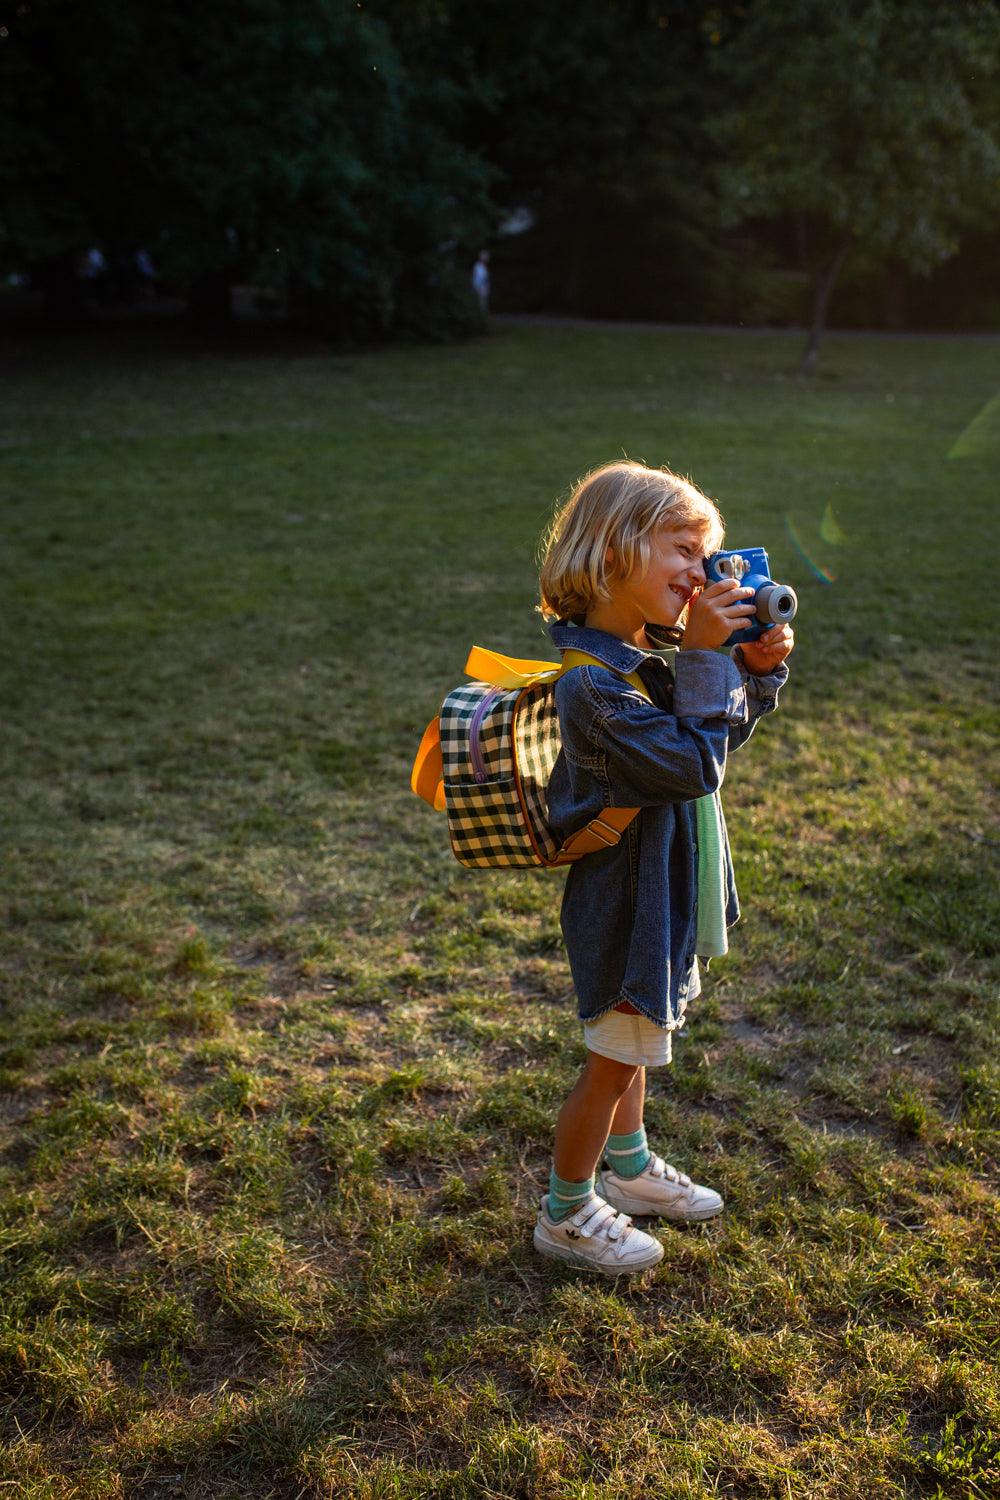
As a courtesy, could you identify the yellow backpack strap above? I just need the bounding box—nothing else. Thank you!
[552,647,652,863]
[558,648,651,702]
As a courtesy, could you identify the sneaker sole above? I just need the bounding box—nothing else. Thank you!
[598,1180,725,1221]
[532,1226,664,1276]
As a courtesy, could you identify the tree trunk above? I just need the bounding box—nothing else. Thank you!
[793,212,808,271]
[799,238,852,375]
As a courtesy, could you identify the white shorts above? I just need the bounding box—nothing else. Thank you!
[582,961,700,1068]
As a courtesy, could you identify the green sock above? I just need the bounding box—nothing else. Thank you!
[547,1167,595,1223]
[605,1127,651,1180]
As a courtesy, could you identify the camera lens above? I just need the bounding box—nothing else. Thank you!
[757,583,798,625]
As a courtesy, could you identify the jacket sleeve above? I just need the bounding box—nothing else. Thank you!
[725,646,789,753]
[557,653,748,807]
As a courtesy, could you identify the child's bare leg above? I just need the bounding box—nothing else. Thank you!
[552,1051,638,1182]
[610,1065,645,1135]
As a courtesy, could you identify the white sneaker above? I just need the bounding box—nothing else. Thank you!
[533,1193,664,1276]
[598,1154,724,1221]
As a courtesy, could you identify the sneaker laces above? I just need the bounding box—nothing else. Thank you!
[569,1195,638,1259]
[647,1155,692,1190]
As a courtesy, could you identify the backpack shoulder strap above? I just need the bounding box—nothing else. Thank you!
[558,648,651,702]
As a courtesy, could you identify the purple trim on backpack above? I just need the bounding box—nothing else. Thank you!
[469,689,501,782]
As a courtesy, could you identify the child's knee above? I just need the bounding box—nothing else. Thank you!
[584,1051,639,1094]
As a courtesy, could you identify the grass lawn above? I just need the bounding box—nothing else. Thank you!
[1,319,998,1498]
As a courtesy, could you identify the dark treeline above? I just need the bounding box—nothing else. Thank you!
[2,0,999,356]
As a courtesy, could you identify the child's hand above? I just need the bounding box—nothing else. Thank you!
[738,624,795,675]
[680,581,757,651]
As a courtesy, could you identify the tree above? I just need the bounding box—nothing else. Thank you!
[387,0,749,319]
[709,0,1000,370]
[0,0,494,335]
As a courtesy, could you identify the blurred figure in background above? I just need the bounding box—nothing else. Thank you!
[471,249,490,314]
[80,246,109,305]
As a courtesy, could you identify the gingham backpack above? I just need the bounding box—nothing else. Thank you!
[410,645,650,869]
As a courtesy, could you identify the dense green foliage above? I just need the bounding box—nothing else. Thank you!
[710,0,1000,366]
[3,0,999,338]
[0,0,492,334]
[413,0,733,323]
[1,322,998,1494]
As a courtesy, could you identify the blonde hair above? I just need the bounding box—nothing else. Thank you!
[537,461,725,623]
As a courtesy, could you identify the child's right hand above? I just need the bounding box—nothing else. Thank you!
[680,582,757,651]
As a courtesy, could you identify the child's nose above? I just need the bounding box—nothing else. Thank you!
[689,560,706,587]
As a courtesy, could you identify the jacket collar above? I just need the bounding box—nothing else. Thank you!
[548,619,664,674]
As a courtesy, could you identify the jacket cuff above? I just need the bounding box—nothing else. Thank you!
[673,649,748,723]
[731,646,789,702]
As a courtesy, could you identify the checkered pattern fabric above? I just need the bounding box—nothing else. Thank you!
[514,684,562,858]
[439,680,563,868]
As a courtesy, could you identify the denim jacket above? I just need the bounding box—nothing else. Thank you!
[546,621,788,1029]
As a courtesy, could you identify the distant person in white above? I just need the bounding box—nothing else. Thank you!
[471,250,490,313]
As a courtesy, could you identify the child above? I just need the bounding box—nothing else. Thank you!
[532,461,793,1275]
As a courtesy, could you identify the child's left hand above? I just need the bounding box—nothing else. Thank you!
[738,624,794,676]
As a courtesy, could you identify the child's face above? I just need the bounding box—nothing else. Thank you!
[612,524,709,628]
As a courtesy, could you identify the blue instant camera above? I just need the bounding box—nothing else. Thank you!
[704,547,798,647]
